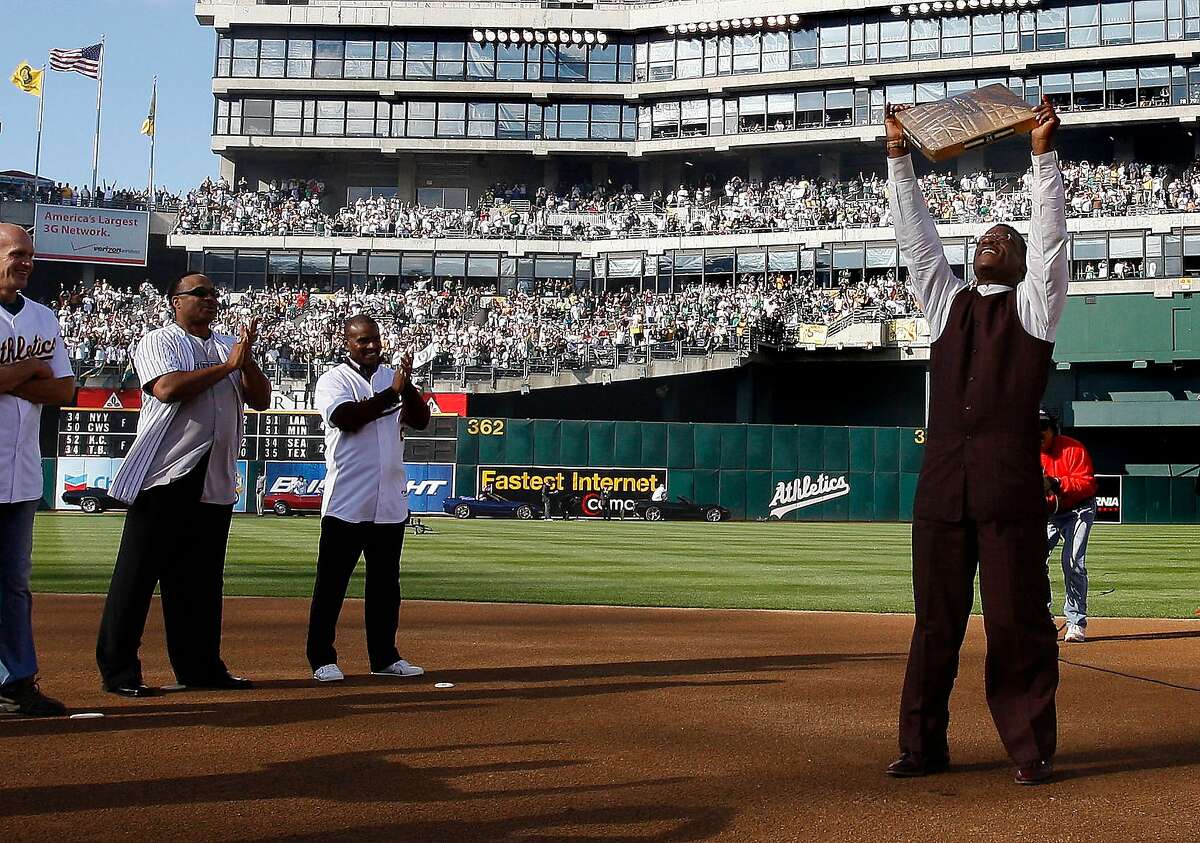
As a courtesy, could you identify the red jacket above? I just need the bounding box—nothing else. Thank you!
[1041,434,1098,512]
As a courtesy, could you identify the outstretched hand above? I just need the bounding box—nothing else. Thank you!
[884,103,912,158]
[1030,95,1059,156]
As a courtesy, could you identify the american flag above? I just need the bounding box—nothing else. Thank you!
[49,43,103,79]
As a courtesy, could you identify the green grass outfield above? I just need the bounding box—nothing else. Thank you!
[30,512,1200,618]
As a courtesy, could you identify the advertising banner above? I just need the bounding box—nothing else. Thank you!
[54,456,122,509]
[73,388,144,409]
[476,465,667,518]
[425,393,468,416]
[34,204,150,266]
[1094,474,1122,524]
[263,461,452,515]
[54,458,249,512]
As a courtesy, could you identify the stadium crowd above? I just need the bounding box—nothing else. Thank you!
[52,272,919,376]
[0,179,181,209]
[174,159,1200,240]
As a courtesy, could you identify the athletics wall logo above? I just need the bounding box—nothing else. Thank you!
[768,474,850,519]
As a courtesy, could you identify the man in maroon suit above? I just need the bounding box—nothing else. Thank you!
[883,97,1067,786]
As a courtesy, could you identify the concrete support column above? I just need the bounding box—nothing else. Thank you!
[543,158,561,193]
[818,152,840,181]
[591,158,610,190]
[395,154,416,202]
[958,148,985,176]
[748,153,765,183]
[1114,134,1136,162]
[735,365,756,423]
[218,155,236,187]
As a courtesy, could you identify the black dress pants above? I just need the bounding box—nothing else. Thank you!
[899,516,1059,767]
[305,516,405,672]
[96,452,234,689]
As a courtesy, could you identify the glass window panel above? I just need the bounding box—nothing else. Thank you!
[1110,234,1145,258]
[315,39,342,58]
[767,249,799,271]
[233,39,257,58]
[261,39,286,59]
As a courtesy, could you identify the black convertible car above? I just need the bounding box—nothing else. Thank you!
[633,496,729,523]
[61,487,127,514]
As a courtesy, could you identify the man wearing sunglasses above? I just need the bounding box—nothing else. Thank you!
[97,272,271,698]
[1039,409,1097,644]
[883,96,1067,786]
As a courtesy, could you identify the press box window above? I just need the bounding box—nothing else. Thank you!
[242,99,272,135]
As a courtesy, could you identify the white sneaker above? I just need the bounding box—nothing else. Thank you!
[1064,624,1086,643]
[371,659,424,678]
[313,663,345,682]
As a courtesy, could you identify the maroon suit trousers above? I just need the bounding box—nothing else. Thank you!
[899,515,1058,767]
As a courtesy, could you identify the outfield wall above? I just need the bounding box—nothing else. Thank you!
[455,418,1200,524]
[37,413,1199,523]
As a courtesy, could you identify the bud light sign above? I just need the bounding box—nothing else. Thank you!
[263,461,453,515]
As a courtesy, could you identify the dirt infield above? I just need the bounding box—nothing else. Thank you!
[2,596,1198,842]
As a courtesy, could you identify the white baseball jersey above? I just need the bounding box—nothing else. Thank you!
[110,323,244,505]
[0,295,73,504]
[315,361,410,524]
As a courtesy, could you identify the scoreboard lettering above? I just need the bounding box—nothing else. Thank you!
[56,408,456,463]
[57,409,326,461]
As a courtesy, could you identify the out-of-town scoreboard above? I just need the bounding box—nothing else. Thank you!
[57,409,458,462]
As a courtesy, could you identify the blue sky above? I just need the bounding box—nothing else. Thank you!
[0,0,216,193]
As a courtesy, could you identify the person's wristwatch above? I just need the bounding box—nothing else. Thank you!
[886,139,908,151]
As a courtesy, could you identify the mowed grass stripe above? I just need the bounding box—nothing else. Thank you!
[30,513,1200,617]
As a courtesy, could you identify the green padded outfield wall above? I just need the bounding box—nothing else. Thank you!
[458,417,927,522]
[456,417,1199,523]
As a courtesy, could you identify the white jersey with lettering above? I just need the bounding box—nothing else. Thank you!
[0,294,73,504]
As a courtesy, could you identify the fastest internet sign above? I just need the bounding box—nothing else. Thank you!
[34,204,150,267]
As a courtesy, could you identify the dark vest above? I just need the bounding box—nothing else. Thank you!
[915,288,1053,522]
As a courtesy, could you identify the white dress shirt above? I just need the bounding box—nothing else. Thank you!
[315,361,410,524]
[887,152,1069,342]
[0,295,74,504]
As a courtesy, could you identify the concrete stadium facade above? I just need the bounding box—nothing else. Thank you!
[180,0,1200,461]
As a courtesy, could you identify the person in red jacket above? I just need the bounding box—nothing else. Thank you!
[1040,410,1098,643]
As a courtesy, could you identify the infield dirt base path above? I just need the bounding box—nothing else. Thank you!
[2,596,1198,842]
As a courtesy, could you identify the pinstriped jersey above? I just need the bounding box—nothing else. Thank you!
[110,323,244,505]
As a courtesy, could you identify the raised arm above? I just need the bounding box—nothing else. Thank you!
[1018,96,1069,342]
[885,104,965,341]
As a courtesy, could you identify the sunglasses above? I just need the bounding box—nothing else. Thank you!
[175,287,220,300]
[1039,421,1053,430]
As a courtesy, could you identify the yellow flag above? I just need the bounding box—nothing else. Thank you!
[10,62,43,96]
[140,81,156,136]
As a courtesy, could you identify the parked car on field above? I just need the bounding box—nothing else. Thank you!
[633,496,729,523]
[442,493,540,520]
[61,487,127,514]
[264,490,323,516]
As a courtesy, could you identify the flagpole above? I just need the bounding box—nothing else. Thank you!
[146,77,157,211]
[90,34,106,202]
[33,65,46,201]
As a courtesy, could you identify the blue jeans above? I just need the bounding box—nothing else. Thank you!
[1046,499,1096,628]
[0,499,40,686]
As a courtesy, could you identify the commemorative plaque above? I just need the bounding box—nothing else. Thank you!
[895,84,1039,162]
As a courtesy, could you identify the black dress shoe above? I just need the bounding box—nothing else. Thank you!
[183,673,253,690]
[107,684,159,698]
[886,752,951,778]
[1014,759,1054,785]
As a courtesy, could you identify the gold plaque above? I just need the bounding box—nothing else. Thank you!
[895,84,1039,162]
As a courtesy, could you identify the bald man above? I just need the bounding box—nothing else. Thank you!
[306,315,430,683]
[0,224,75,716]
